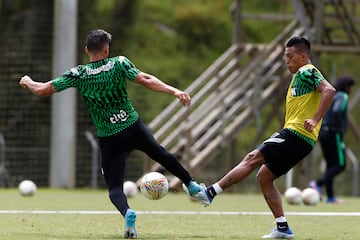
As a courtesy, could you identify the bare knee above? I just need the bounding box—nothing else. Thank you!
[243,150,265,169]
[256,165,276,187]
[256,171,268,186]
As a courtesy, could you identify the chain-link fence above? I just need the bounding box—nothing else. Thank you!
[0,0,143,188]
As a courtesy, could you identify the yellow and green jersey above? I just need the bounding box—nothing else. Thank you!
[52,56,140,137]
[283,64,325,146]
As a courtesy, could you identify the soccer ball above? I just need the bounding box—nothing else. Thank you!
[18,180,37,197]
[284,187,302,205]
[123,180,138,198]
[140,172,169,200]
[301,187,320,206]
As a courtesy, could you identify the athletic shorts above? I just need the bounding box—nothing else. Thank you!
[257,128,313,177]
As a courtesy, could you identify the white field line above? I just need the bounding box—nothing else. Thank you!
[0,210,360,216]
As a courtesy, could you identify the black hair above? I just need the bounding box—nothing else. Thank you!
[334,75,355,93]
[286,37,311,55]
[85,29,112,52]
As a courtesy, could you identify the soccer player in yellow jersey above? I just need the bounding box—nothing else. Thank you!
[190,37,335,239]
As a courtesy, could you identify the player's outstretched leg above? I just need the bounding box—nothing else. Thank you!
[124,209,137,239]
[182,181,213,206]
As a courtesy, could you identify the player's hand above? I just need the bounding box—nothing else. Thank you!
[19,75,32,89]
[304,119,317,132]
[175,91,191,106]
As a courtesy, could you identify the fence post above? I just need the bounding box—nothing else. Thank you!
[85,131,99,189]
[346,148,359,196]
[0,133,10,187]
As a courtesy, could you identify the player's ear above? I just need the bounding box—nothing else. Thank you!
[85,46,89,55]
[301,52,308,62]
[103,45,109,55]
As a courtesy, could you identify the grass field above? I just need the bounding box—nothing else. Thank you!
[0,188,360,240]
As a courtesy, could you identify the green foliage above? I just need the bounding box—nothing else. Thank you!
[173,2,232,49]
[121,0,234,121]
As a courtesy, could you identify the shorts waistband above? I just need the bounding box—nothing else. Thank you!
[285,128,316,147]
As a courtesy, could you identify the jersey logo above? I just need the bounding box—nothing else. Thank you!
[110,110,129,124]
[86,61,115,75]
[70,67,79,75]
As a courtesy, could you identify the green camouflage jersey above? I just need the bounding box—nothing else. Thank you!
[52,56,140,137]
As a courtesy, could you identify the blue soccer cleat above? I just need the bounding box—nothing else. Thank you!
[124,209,137,239]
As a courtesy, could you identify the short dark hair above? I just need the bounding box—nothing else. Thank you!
[286,37,311,55]
[85,29,112,52]
[334,75,355,93]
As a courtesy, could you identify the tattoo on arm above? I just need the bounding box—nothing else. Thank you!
[223,177,234,186]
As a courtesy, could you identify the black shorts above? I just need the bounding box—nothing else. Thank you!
[257,129,313,177]
[99,118,192,189]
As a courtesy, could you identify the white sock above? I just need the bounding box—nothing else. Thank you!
[275,216,287,223]
[213,183,223,194]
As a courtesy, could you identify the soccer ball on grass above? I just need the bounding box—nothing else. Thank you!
[140,172,169,200]
[123,180,138,198]
[18,180,37,197]
[284,187,302,205]
[301,187,320,205]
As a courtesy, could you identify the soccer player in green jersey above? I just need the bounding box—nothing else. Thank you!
[189,37,335,239]
[19,29,208,239]
[309,75,355,203]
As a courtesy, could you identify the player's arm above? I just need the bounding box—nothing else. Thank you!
[133,72,191,106]
[304,79,335,131]
[19,75,56,97]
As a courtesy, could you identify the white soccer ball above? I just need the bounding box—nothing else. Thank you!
[140,172,169,200]
[284,187,302,205]
[123,180,138,198]
[302,187,320,206]
[18,180,37,197]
